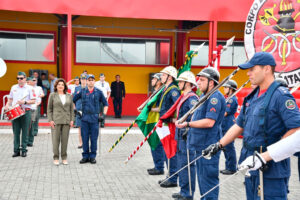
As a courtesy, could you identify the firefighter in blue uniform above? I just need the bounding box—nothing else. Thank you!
[145,73,166,176]
[202,52,300,200]
[177,67,226,200]
[73,74,108,164]
[220,79,238,175]
[152,66,180,188]
[275,77,300,182]
[74,73,88,148]
[173,71,199,200]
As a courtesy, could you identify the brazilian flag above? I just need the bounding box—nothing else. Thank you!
[136,88,164,150]
[177,50,198,77]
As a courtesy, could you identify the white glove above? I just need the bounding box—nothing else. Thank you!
[238,153,266,176]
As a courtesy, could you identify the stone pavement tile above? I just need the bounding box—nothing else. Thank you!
[0,130,300,199]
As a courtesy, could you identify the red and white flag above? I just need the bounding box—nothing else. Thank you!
[155,95,183,159]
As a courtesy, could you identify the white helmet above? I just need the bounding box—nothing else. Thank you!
[176,71,197,87]
[160,66,177,79]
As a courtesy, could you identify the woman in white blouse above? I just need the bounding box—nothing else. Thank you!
[47,78,74,165]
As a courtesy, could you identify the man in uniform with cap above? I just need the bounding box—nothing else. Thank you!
[152,66,180,187]
[220,79,238,175]
[177,67,226,200]
[202,52,300,200]
[174,71,199,200]
[74,73,88,148]
[73,74,108,164]
[95,73,111,127]
[5,72,36,157]
[67,76,80,95]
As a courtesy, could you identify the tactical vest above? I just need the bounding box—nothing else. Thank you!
[242,81,281,150]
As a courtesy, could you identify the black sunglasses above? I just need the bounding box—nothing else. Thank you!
[16,77,24,80]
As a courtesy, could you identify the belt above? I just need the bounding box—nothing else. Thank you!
[243,141,267,152]
[25,108,31,111]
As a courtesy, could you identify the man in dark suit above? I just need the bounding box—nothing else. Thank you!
[111,75,125,118]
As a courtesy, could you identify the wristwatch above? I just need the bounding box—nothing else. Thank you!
[187,122,190,128]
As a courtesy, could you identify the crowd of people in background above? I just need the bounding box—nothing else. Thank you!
[4,70,126,165]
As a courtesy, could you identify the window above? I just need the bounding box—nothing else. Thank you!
[76,35,170,65]
[217,40,247,67]
[190,40,209,66]
[0,31,55,62]
[189,39,247,67]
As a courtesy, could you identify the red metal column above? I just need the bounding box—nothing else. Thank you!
[66,14,72,81]
[60,14,72,81]
[176,21,187,68]
[208,21,218,69]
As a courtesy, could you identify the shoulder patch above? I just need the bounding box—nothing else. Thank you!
[210,98,218,105]
[172,91,178,97]
[285,99,296,110]
[191,100,197,106]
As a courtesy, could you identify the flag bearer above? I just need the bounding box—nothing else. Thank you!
[173,71,199,200]
[152,66,180,187]
[146,73,166,176]
[177,67,226,200]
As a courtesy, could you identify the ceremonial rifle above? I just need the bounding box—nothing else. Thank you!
[178,67,240,123]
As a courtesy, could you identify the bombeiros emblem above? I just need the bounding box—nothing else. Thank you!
[245,0,300,87]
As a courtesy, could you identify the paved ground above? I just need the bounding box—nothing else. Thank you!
[0,127,300,200]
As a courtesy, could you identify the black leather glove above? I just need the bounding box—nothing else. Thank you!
[202,142,223,159]
[99,115,105,123]
[75,110,82,118]
[162,118,172,123]
[182,128,189,141]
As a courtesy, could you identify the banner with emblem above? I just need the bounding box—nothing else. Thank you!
[244,0,300,87]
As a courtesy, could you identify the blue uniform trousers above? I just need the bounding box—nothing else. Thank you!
[81,120,99,159]
[221,131,237,172]
[195,150,220,200]
[150,142,165,171]
[166,153,178,184]
[223,141,237,172]
[245,175,288,200]
[177,145,195,198]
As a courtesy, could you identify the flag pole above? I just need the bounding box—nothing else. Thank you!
[125,126,157,163]
[108,120,136,152]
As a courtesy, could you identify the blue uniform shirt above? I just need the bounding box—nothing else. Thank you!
[159,82,180,117]
[175,93,198,141]
[73,87,108,123]
[74,85,86,111]
[221,95,238,133]
[236,82,300,178]
[188,90,226,150]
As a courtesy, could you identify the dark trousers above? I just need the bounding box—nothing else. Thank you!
[177,145,196,198]
[81,121,99,159]
[245,176,288,200]
[12,110,31,153]
[42,95,48,115]
[165,153,178,184]
[113,98,122,117]
[195,150,220,200]
[150,142,165,171]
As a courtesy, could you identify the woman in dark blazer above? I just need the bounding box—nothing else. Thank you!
[47,78,74,165]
